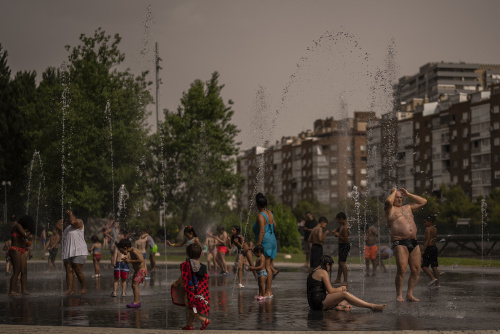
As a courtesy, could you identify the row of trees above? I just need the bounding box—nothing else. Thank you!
[0,29,242,239]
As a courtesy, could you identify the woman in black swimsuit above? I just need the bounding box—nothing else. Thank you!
[307,255,386,311]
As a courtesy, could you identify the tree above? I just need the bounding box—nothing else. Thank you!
[157,72,242,226]
[0,44,38,217]
[29,28,153,221]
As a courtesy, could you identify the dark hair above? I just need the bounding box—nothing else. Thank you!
[187,243,202,260]
[184,226,197,238]
[216,225,224,232]
[232,226,241,234]
[318,216,328,224]
[18,215,36,234]
[336,212,346,220]
[256,193,267,209]
[91,235,99,243]
[253,244,264,255]
[319,255,334,270]
[117,238,132,249]
[305,211,312,216]
[425,215,436,223]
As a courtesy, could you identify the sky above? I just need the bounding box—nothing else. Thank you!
[1,0,500,151]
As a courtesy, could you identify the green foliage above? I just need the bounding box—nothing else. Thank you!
[157,72,242,225]
[272,202,301,252]
[27,28,153,221]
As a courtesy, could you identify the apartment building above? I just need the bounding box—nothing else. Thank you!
[396,62,500,110]
[237,112,374,209]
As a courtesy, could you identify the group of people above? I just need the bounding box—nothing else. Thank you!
[5,188,443,330]
[304,187,440,313]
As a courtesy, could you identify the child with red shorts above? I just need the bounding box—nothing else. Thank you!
[364,226,378,277]
[117,238,147,308]
[111,241,129,297]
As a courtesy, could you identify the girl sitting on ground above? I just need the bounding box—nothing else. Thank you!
[307,255,386,312]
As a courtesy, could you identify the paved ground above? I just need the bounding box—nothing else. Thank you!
[1,324,500,334]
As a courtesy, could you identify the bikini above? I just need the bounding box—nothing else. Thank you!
[10,232,29,254]
[392,239,418,252]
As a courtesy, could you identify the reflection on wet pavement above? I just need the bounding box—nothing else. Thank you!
[1,262,500,331]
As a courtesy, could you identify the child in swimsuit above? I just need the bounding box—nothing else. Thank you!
[167,226,200,248]
[111,241,129,297]
[118,238,147,308]
[248,245,267,300]
[89,235,102,278]
[172,243,210,330]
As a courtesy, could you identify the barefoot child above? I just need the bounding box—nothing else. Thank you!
[332,212,350,286]
[89,235,102,278]
[172,243,210,330]
[231,226,247,288]
[421,215,440,287]
[308,217,329,269]
[117,239,147,308]
[46,222,62,272]
[167,226,201,248]
[111,239,130,297]
[364,226,378,277]
[248,244,266,300]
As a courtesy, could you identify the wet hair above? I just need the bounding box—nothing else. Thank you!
[91,235,99,243]
[256,193,267,209]
[425,215,436,223]
[186,243,202,260]
[253,244,264,255]
[116,238,132,250]
[336,212,346,220]
[305,211,312,216]
[216,225,224,232]
[232,226,241,234]
[318,216,328,224]
[184,226,197,238]
[319,255,334,271]
[18,215,36,235]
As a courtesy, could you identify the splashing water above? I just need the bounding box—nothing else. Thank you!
[117,184,130,224]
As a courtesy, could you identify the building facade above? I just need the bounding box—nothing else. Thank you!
[237,112,374,209]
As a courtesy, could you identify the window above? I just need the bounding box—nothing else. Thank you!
[360,168,367,174]
[463,112,468,121]
[464,174,469,182]
[463,143,469,151]
[463,159,469,168]
[415,122,420,130]
[494,137,500,146]
[493,105,499,114]
[360,145,366,151]
[494,122,500,130]
[452,145,457,152]
[462,128,468,138]
[425,135,430,143]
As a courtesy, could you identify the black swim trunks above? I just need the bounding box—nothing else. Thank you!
[422,245,438,267]
[392,239,418,253]
[338,243,350,262]
[310,244,323,268]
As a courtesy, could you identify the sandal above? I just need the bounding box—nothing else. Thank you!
[182,325,194,330]
[200,318,210,330]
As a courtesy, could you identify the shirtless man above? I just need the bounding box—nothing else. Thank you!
[385,188,427,302]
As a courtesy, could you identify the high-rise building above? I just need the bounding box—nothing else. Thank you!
[396,62,500,111]
[237,112,375,210]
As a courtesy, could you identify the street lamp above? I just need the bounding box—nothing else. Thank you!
[2,181,11,224]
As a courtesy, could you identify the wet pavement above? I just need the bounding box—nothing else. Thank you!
[1,261,500,332]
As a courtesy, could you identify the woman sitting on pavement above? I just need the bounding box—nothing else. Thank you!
[307,255,386,312]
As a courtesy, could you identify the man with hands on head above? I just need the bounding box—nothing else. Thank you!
[385,187,427,302]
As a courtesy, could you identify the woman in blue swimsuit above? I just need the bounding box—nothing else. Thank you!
[252,193,277,298]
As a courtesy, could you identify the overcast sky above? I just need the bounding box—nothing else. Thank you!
[1,0,500,150]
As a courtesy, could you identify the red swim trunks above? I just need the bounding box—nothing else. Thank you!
[364,244,378,260]
[217,246,227,253]
[93,253,101,261]
[134,269,147,284]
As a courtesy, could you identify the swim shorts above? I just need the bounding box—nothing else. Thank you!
[218,246,227,253]
[338,243,350,263]
[114,261,130,279]
[422,245,438,267]
[257,269,268,279]
[364,244,378,260]
[134,269,147,284]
